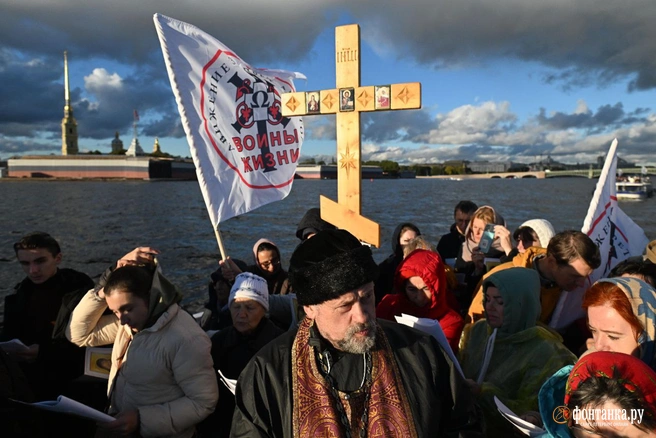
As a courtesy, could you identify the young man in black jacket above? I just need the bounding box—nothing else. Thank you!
[1,232,94,400]
[437,200,478,260]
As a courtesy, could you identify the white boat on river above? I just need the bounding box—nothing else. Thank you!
[616,175,653,200]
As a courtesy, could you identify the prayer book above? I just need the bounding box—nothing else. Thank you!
[84,347,112,379]
[494,396,545,436]
[12,396,114,423]
[394,313,465,379]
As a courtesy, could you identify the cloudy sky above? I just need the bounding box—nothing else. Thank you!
[2,0,656,165]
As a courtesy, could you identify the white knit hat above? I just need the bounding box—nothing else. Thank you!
[520,219,555,248]
[229,272,269,312]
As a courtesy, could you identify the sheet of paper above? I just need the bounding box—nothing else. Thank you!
[84,347,112,379]
[218,369,237,395]
[205,329,220,338]
[12,395,115,423]
[394,313,465,379]
[0,338,29,354]
[494,396,545,437]
[484,258,502,271]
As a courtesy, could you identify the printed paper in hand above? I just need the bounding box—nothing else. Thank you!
[494,396,545,437]
[0,338,30,354]
[218,369,237,395]
[394,313,465,379]
[12,395,115,423]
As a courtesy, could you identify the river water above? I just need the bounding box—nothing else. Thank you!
[2,178,655,316]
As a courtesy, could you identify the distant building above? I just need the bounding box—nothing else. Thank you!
[398,170,416,179]
[111,132,124,154]
[468,161,512,173]
[8,156,195,180]
[61,51,78,155]
[597,154,635,169]
[7,52,193,180]
[126,137,144,157]
[618,156,636,168]
[153,137,162,154]
[295,165,384,179]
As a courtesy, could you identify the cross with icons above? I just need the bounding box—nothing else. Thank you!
[281,24,421,247]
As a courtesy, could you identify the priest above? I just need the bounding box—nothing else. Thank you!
[231,229,481,437]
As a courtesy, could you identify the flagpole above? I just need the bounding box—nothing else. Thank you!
[214,226,227,261]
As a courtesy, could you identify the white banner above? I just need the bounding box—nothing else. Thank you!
[550,138,649,329]
[153,14,305,226]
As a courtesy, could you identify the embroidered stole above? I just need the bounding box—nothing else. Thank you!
[292,318,418,437]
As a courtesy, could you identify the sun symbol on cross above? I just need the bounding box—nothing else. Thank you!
[339,145,357,178]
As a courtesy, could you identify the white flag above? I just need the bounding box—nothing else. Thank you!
[153,14,305,226]
[550,138,649,329]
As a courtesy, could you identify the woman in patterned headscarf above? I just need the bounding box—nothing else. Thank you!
[582,277,656,368]
[534,351,656,437]
[564,352,656,436]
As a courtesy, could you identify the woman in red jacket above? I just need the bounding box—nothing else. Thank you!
[376,249,464,353]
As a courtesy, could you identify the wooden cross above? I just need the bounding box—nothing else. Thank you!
[281,24,421,247]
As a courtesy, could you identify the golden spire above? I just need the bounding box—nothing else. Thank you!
[61,50,79,155]
[64,51,70,113]
[153,137,161,154]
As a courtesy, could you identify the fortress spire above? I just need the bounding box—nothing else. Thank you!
[61,51,79,155]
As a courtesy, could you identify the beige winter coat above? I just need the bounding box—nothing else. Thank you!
[66,290,218,438]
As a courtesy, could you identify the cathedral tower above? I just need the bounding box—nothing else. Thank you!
[111,132,124,154]
[61,51,79,155]
[153,137,161,154]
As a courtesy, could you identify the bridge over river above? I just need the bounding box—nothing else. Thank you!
[424,168,656,180]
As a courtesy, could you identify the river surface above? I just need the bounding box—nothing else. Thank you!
[2,177,655,316]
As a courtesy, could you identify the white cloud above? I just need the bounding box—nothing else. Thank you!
[349,99,656,165]
[84,68,123,93]
[426,101,516,144]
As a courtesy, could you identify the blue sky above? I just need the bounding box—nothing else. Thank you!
[2,1,656,165]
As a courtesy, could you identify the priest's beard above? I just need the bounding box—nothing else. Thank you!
[336,321,377,354]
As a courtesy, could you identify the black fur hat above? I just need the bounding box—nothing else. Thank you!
[289,229,379,306]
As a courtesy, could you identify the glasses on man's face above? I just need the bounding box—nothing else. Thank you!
[259,259,280,269]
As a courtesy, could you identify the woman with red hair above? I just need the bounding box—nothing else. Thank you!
[376,249,464,353]
[582,277,656,367]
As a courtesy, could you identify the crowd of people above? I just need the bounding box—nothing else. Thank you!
[2,200,656,437]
